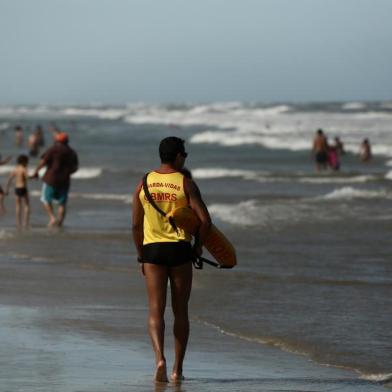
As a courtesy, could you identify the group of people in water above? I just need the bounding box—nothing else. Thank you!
[312,128,372,171]
[0,125,78,230]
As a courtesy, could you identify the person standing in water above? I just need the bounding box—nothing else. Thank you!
[312,129,329,171]
[359,138,372,162]
[31,132,78,227]
[132,137,211,383]
[14,125,24,147]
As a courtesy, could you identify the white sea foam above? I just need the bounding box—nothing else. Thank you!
[71,192,132,203]
[385,170,392,180]
[341,102,366,110]
[208,199,303,226]
[192,168,261,180]
[0,166,102,179]
[190,131,310,151]
[0,230,14,240]
[386,160,392,167]
[2,102,392,157]
[299,175,377,184]
[0,165,13,175]
[29,190,131,203]
[322,186,388,200]
[71,168,103,179]
[209,200,261,226]
[0,122,10,131]
[360,373,392,383]
[61,107,127,120]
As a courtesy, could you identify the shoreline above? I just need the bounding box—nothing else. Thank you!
[0,251,389,391]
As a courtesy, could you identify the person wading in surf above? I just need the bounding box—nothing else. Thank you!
[132,137,211,383]
[31,132,78,227]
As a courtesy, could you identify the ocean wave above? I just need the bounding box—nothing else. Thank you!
[2,103,392,157]
[72,168,103,179]
[71,192,131,202]
[0,166,102,179]
[0,165,13,175]
[386,171,392,180]
[29,190,131,203]
[196,317,392,386]
[341,102,366,110]
[299,175,378,184]
[192,168,262,180]
[360,373,392,383]
[192,167,380,184]
[0,122,10,131]
[190,131,310,151]
[0,230,14,240]
[208,200,304,226]
[61,107,127,120]
[322,186,389,200]
[209,200,261,226]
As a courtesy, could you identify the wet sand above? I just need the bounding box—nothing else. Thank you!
[0,250,388,392]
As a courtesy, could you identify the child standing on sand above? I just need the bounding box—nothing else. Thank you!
[5,155,30,230]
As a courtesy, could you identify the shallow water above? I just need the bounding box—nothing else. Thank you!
[1,102,391,382]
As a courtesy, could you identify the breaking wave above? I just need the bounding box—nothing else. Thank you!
[29,190,131,203]
[0,166,102,179]
[322,187,389,200]
[71,168,103,179]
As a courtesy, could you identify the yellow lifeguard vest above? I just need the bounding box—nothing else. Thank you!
[139,171,191,244]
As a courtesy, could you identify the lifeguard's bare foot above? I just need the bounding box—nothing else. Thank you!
[155,360,168,383]
[171,372,184,382]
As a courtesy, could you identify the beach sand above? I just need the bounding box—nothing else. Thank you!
[0,242,388,392]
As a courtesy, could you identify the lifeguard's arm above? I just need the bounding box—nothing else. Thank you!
[185,178,212,254]
[30,158,46,179]
[132,181,144,262]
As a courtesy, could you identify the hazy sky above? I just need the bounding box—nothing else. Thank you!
[1,0,391,104]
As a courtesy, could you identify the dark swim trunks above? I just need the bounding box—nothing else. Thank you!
[15,187,28,197]
[315,151,328,164]
[142,241,193,267]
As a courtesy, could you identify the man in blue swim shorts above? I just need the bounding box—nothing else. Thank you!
[31,132,78,227]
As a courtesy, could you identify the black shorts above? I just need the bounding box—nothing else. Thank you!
[15,187,28,197]
[315,151,328,164]
[142,241,193,267]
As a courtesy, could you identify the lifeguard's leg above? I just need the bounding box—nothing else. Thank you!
[144,263,169,382]
[169,262,193,380]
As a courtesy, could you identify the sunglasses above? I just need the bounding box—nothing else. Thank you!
[181,152,188,158]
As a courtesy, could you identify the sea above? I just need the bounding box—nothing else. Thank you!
[0,101,391,385]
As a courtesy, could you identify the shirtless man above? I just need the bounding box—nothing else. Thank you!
[359,138,372,162]
[312,129,329,171]
[31,132,78,227]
